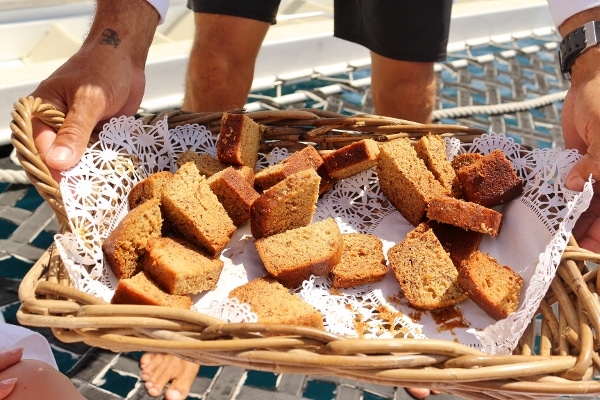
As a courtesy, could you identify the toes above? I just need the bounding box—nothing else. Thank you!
[164,360,199,400]
[139,353,200,399]
[406,387,431,399]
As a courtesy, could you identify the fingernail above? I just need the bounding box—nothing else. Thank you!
[0,378,17,388]
[3,347,23,357]
[48,145,73,162]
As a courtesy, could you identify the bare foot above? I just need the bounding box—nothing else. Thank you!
[406,387,437,399]
[139,353,200,399]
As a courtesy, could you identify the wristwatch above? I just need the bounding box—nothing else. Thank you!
[559,20,600,81]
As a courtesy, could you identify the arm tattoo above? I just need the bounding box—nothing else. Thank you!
[100,28,121,48]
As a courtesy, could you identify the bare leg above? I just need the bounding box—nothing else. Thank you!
[0,358,84,400]
[369,51,437,124]
[371,54,438,399]
[182,13,270,111]
[141,12,270,400]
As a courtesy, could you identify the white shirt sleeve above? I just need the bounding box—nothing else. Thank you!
[1,323,58,370]
[146,0,170,24]
[547,0,600,27]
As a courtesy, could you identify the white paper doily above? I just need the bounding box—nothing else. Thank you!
[56,116,593,355]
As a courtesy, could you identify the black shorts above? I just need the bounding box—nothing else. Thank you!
[187,0,280,24]
[187,0,452,62]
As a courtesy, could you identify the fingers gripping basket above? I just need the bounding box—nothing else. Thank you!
[11,96,600,399]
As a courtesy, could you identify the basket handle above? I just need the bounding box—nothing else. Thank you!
[10,96,69,229]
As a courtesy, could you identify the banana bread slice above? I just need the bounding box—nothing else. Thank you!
[255,217,343,288]
[102,198,163,279]
[217,112,262,169]
[330,233,389,288]
[250,168,321,239]
[111,271,192,309]
[426,196,503,236]
[457,250,523,320]
[415,134,461,198]
[387,223,467,310]
[456,149,524,207]
[143,237,224,295]
[161,162,236,256]
[377,138,449,226]
[229,276,324,329]
[208,166,260,227]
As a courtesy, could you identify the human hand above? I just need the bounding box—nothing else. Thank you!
[29,0,159,182]
[560,48,600,252]
[0,348,23,399]
[30,47,146,182]
[561,59,600,252]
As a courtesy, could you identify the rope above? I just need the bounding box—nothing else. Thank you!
[432,90,567,121]
[0,148,32,184]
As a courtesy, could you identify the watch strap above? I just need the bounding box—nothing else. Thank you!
[559,20,600,80]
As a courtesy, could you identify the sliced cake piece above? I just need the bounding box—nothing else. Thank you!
[457,250,524,320]
[387,223,467,310]
[456,149,524,207]
[377,138,449,226]
[176,150,228,177]
[426,196,503,236]
[208,166,260,226]
[255,217,343,288]
[217,112,262,168]
[254,145,323,193]
[322,138,380,180]
[250,168,321,239]
[161,162,236,256]
[127,171,174,209]
[229,276,324,329]
[102,198,163,279]
[451,152,482,172]
[143,237,224,295]
[111,271,192,309]
[415,134,461,198]
[330,233,389,288]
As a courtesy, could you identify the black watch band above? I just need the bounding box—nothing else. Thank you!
[559,20,600,81]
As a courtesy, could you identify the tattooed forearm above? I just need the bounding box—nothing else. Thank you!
[100,28,121,48]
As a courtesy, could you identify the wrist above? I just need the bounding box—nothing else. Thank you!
[559,7,600,81]
[571,46,600,85]
[83,0,159,69]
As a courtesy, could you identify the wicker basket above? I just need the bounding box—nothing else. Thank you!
[11,96,600,399]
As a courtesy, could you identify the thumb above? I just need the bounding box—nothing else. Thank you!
[566,156,594,192]
[45,106,99,171]
[565,130,600,191]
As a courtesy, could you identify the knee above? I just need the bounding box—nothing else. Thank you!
[188,52,253,89]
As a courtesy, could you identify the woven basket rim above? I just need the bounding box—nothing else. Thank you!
[11,96,600,397]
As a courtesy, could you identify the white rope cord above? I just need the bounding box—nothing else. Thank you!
[0,148,31,184]
[432,90,567,121]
